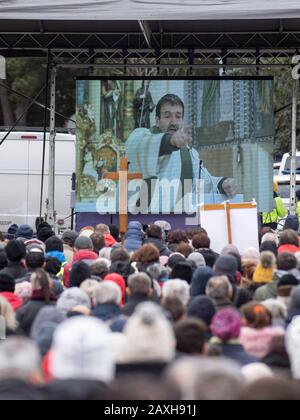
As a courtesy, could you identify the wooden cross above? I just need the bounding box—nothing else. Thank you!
[103,157,143,237]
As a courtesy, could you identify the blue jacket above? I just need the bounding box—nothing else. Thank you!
[124,222,144,253]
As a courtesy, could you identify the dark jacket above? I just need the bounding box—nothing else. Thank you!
[92,302,123,323]
[0,379,44,401]
[15,271,32,284]
[232,286,252,309]
[122,293,149,317]
[143,238,171,257]
[0,262,27,282]
[16,291,56,336]
[214,342,258,366]
[116,362,168,378]
[42,379,108,401]
[191,267,214,297]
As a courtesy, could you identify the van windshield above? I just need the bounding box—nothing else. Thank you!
[283,157,300,174]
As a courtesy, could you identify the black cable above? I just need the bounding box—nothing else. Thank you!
[0,81,75,124]
[0,84,46,147]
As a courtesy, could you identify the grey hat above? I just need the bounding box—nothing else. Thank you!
[188,252,206,268]
[62,230,79,247]
[74,235,93,250]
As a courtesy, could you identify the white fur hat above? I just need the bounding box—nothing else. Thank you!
[51,316,115,383]
[123,302,176,363]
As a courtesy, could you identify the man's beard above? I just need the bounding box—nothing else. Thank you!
[167,124,179,134]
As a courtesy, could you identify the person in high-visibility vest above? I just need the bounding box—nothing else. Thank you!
[262,181,287,230]
[296,190,300,226]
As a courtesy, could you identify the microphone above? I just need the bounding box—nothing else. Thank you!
[199,159,203,181]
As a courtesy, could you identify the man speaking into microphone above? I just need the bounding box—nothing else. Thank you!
[126,94,237,212]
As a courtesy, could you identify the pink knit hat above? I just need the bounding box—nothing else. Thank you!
[211,309,241,342]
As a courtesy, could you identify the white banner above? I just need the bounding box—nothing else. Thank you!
[0,0,299,20]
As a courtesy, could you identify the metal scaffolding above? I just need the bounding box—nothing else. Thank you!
[0,22,299,227]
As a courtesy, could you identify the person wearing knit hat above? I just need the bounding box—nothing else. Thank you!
[253,251,276,284]
[286,315,300,380]
[210,309,257,366]
[277,274,299,308]
[30,306,66,357]
[62,230,79,264]
[261,232,279,247]
[16,225,34,241]
[63,237,97,288]
[24,239,45,253]
[214,255,238,284]
[36,221,52,233]
[5,224,18,241]
[214,255,252,308]
[167,253,186,270]
[74,236,93,251]
[50,316,115,383]
[37,227,55,243]
[211,309,241,341]
[104,273,126,306]
[56,288,91,315]
[191,266,214,297]
[241,363,274,384]
[187,252,206,268]
[122,302,176,365]
[187,296,216,329]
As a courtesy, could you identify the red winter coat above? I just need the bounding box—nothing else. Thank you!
[0,292,23,311]
[63,250,98,287]
[278,244,300,254]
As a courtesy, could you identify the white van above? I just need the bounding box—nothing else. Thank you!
[0,130,76,233]
[279,152,300,176]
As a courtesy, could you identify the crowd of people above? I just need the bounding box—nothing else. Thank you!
[0,219,300,400]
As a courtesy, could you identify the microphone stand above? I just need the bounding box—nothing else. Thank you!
[198,160,203,227]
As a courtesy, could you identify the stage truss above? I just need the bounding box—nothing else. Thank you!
[0,29,300,73]
[0,25,299,225]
